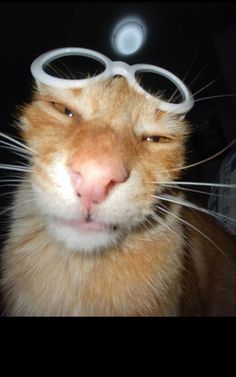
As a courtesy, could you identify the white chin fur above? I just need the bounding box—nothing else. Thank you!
[47,220,121,253]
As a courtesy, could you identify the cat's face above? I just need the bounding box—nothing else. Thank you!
[20,77,188,252]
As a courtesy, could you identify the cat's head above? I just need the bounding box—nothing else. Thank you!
[19,77,189,252]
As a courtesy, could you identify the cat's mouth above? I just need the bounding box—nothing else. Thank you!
[53,216,116,232]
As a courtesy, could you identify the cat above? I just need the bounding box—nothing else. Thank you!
[0,76,236,316]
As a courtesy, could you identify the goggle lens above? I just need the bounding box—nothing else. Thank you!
[134,70,183,104]
[43,54,106,80]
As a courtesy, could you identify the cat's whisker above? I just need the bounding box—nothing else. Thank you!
[0,141,31,155]
[0,206,15,217]
[0,174,30,181]
[152,138,236,174]
[0,184,29,191]
[47,62,85,81]
[150,210,177,236]
[168,88,179,104]
[168,44,203,103]
[0,164,32,173]
[187,64,208,88]
[162,183,236,200]
[0,179,30,183]
[192,77,219,98]
[156,204,230,262]
[18,198,35,205]
[0,147,31,158]
[194,94,236,103]
[0,190,26,198]
[150,209,176,234]
[138,216,157,240]
[0,137,30,149]
[170,65,213,104]
[152,193,236,223]
[0,132,36,155]
[150,210,192,249]
[15,160,30,167]
[1,171,30,176]
[181,46,201,82]
[5,197,36,211]
[46,63,72,80]
[0,149,30,162]
[59,62,77,80]
[0,147,32,163]
[155,181,236,189]
[145,214,156,229]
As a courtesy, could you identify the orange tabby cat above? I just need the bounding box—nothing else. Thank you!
[1,77,236,316]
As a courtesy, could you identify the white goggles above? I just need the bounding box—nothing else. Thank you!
[31,47,194,115]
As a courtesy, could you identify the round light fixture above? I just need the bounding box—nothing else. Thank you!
[112,17,146,56]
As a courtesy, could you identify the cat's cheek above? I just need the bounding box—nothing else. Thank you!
[98,169,154,223]
[31,182,81,220]
[30,163,83,220]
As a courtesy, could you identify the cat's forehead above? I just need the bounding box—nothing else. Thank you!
[79,77,151,108]
[40,77,157,116]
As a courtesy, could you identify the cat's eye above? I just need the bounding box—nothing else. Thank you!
[142,135,171,143]
[52,102,74,118]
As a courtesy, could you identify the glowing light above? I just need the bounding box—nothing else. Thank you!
[112,16,146,56]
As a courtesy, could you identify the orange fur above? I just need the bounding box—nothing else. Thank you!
[1,77,235,316]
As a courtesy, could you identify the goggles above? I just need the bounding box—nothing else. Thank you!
[31,47,194,115]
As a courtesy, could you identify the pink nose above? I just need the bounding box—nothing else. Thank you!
[69,157,127,211]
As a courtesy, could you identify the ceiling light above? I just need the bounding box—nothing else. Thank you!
[112,16,146,56]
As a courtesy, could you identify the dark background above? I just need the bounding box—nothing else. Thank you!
[1,2,236,132]
[0,1,236,229]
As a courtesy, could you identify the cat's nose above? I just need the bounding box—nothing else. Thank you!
[69,156,127,210]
